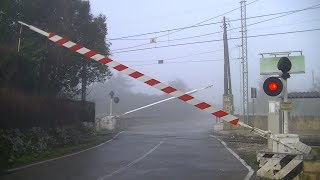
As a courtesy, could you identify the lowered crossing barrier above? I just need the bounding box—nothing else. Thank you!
[17,21,312,165]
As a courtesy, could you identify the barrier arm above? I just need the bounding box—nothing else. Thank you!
[117,85,213,117]
[17,21,311,154]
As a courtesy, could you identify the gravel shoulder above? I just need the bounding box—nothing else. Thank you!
[213,129,320,172]
[213,130,268,171]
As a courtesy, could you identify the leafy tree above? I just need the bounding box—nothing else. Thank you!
[0,0,112,98]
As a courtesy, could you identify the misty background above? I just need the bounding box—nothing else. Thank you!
[86,0,320,119]
[88,75,213,120]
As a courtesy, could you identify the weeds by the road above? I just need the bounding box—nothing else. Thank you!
[214,130,320,173]
[213,130,268,171]
[11,135,111,168]
[237,151,260,171]
[0,126,113,172]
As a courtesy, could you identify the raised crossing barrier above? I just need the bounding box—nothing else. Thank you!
[18,21,239,125]
[18,21,312,161]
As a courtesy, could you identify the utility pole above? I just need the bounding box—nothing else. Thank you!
[222,16,234,114]
[240,0,249,123]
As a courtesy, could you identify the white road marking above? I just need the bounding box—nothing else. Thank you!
[97,138,166,180]
[7,131,124,172]
[210,135,254,180]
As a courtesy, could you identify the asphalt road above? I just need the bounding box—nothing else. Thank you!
[2,117,249,180]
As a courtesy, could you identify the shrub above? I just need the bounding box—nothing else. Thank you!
[0,125,95,167]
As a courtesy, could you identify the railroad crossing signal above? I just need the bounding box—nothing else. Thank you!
[263,57,292,96]
[263,77,283,96]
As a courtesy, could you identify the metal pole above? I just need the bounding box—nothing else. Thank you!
[222,16,234,115]
[223,17,228,96]
[279,108,283,134]
[109,98,113,116]
[240,0,249,123]
[283,79,289,134]
[252,98,255,125]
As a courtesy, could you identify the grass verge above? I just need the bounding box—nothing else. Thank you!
[237,151,260,171]
[5,134,113,171]
[311,146,320,160]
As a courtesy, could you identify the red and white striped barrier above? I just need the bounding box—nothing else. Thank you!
[18,21,239,125]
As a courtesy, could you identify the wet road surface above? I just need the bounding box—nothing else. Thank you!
[2,117,249,180]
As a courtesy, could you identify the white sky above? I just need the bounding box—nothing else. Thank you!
[89,0,320,113]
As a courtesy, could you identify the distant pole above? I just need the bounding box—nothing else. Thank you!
[251,87,257,125]
[223,16,228,96]
[109,98,113,116]
[222,16,234,115]
[240,0,249,123]
[252,98,255,122]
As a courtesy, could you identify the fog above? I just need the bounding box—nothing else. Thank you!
[88,0,320,117]
[88,74,213,120]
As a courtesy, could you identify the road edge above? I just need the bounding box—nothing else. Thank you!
[6,131,124,173]
[210,135,254,180]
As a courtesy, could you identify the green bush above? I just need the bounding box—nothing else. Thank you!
[0,125,95,168]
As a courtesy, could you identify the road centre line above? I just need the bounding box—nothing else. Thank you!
[97,138,166,180]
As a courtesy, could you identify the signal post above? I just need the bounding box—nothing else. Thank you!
[257,52,310,178]
[260,52,304,152]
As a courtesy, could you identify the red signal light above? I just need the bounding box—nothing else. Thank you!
[263,77,283,96]
[268,82,278,91]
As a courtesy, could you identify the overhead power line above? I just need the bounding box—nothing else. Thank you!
[120,48,226,63]
[247,4,320,27]
[111,3,320,52]
[154,0,259,39]
[108,3,319,41]
[247,28,320,38]
[111,4,320,52]
[111,28,320,54]
[247,18,320,31]
[130,58,239,67]
[108,0,259,41]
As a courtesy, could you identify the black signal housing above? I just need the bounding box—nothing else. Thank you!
[263,77,283,96]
